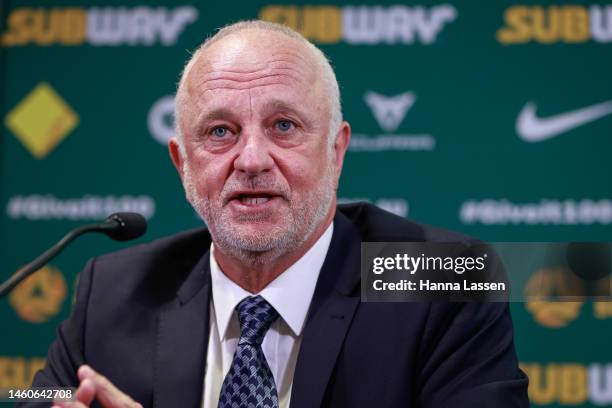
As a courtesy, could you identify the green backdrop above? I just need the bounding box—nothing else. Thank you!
[1,0,611,406]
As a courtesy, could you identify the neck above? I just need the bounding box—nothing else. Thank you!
[214,209,334,293]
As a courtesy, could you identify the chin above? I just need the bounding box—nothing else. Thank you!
[233,222,289,244]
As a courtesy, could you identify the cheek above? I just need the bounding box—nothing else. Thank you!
[187,151,234,196]
[276,149,332,191]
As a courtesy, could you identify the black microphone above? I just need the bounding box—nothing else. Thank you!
[103,212,148,241]
[0,212,147,298]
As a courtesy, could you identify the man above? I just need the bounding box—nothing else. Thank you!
[26,21,528,408]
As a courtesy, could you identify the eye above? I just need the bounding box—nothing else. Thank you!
[212,126,229,138]
[275,119,295,133]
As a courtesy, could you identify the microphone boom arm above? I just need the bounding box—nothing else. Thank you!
[0,221,117,298]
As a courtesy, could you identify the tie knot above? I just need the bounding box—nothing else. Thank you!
[236,295,279,346]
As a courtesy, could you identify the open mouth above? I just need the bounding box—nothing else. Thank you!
[237,194,274,205]
[228,192,281,207]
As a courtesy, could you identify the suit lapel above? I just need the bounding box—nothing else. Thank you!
[290,213,362,408]
[154,253,211,408]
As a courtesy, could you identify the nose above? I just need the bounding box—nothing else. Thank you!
[233,130,275,175]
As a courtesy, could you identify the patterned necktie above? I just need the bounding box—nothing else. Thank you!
[218,295,280,408]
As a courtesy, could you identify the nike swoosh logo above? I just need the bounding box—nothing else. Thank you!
[517,99,612,142]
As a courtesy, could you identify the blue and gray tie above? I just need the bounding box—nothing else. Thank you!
[218,295,280,408]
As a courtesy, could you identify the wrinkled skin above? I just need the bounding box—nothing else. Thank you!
[169,30,351,292]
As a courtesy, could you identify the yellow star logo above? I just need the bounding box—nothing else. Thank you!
[9,265,67,323]
[5,82,79,158]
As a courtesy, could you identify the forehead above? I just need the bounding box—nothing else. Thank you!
[185,31,321,109]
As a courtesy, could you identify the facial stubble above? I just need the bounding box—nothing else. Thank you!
[182,154,336,265]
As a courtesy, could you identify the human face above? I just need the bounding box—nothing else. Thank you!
[171,31,347,262]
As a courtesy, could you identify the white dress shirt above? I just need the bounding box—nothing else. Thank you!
[201,223,333,408]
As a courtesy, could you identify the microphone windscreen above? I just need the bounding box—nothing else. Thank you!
[104,212,148,241]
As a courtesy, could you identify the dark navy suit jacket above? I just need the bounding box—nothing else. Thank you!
[23,203,529,407]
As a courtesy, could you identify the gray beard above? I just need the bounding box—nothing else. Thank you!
[183,158,336,265]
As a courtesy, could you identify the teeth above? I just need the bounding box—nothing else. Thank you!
[240,197,271,205]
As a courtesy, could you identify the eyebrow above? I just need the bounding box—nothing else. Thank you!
[193,108,237,134]
[197,108,236,123]
[268,99,317,131]
[261,99,309,121]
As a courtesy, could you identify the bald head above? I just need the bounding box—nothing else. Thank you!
[167,20,352,273]
[174,20,342,153]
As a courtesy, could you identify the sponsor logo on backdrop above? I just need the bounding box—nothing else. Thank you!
[148,94,175,144]
[6,195,156,221]
[460,199,612,225]
[521,270,612,405]
[4,82,79,159]
[9,265,67,323]
[351,91,435,152]
[338,198,408,217]
[526,300,584,328]
[524,266,612,327]
[259,4,457,45]
[520,363,612,405]
[526,298,612,327]
[365,91,416,132]
[0,357,46,388]
[497,5,612,44]
[517,99,612,142]
[1,6,198,47]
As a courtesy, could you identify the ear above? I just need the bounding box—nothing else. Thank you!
[168,137,185,182]
[333,121,351,180]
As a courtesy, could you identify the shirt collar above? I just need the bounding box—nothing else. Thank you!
[210,222,333,340]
